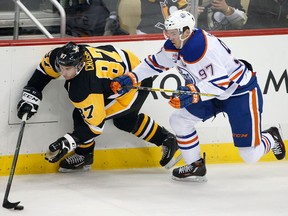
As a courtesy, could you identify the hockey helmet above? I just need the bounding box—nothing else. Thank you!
[56,42,84,67]
[164,10,195,34]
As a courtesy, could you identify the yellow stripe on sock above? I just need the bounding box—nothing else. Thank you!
[133,114,149,137]
[144,124,158,142]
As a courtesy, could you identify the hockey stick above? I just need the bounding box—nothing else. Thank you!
[124,86,218,97]
[2,113,28,210]
[108,86,218,99]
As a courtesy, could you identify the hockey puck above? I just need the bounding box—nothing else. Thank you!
[14,205,24,210]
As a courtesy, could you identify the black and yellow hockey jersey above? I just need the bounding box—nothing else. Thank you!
[26,44,142,141]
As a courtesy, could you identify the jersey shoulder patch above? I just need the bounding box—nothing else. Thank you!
[40,48,61,78]
[181,29,207,63]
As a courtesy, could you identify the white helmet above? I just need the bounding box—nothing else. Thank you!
[164,10,195,34]
[164,10,195,48]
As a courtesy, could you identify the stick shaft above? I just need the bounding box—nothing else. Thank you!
[126,86,217,97]
[3,113,27,208]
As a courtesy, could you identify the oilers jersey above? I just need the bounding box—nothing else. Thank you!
[133,29,255,101]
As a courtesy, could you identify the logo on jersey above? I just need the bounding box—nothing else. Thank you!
[43,59,51,68]
[172,53,178,63]
[177,66,196,84]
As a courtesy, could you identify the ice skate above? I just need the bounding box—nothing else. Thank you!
[263,127,286,160]
[172,153,207,182]
[58,152,93,173]
[160,127,182,169]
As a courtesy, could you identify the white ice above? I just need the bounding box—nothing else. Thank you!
[0,161,287,216]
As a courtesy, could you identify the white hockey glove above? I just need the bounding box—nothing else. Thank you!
[17,86,42,120]
[45,134,80,163]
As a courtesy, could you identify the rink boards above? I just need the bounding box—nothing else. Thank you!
[0,31,287,175]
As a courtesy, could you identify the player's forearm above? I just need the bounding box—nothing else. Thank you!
[26,69,52,92]
[133,61,165,82]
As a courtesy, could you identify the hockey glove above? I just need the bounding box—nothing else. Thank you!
[169,84,200,109]
[17,86,42,120]
[110,72,138,95]
[45,133,80,163]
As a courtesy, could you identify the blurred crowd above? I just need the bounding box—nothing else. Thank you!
[136,0,288,34]
[0,0,287,39]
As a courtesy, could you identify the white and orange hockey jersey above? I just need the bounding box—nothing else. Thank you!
[133,29,255,101]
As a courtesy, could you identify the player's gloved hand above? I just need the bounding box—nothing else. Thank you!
[45,134,80,163]
[17,86,42,120]
[103,11,120,36]
[110,72,138,94]
[169,84,200,109]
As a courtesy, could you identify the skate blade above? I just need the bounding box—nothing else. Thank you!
[171,175,208,183]
[164,154,183,169]
[58,165,91,173]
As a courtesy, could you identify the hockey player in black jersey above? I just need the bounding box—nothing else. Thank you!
[17,42,181,172]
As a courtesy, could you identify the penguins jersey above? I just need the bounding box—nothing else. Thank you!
[28,44,141,138]
[133,29,254,101]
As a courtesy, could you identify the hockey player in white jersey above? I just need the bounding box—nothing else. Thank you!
[111,10,286,182]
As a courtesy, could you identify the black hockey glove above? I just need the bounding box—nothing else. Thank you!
[17,86,42,120]
[45,134,80,163]
[45,133,79,163]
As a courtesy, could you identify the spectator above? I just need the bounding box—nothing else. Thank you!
[136,0,188,34]
[244,0,288,29]
[63,0,128,36]
[197,0,247,30]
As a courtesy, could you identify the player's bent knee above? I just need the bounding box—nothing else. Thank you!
[113,114,138,132]
[238,147,262,163]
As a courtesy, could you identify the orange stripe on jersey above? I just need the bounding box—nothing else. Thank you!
[251,89,261,146]
[147,55,169,70]
[148,55,157,67]
[230,70,243,81]
[177,135,199,145]
[164,48,180,52]
[217,81,230,86]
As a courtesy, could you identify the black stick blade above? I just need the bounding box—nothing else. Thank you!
[2,200,20,209]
